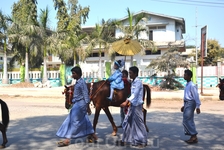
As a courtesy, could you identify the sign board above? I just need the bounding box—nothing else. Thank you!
[201,25,207,57]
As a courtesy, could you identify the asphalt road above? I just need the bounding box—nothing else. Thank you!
[0,87,223,150]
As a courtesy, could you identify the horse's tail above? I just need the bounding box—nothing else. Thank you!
[0,99,9,129]
[143,84,151,108]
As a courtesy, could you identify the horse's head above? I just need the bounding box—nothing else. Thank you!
[62,85,74,109]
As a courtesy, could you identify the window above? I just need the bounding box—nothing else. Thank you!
[148,26,156,29]
[89,52,105,57]
[158,26,166,29]
[145,50,161,55]
[148,26,166,30]
[0,57,2,60]
[149,30,153,41]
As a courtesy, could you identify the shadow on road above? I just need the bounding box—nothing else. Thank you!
[5,111,224,150]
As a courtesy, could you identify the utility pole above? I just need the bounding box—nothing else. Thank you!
[195,7,198,88]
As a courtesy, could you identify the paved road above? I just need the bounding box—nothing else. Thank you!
[0,87,223,150]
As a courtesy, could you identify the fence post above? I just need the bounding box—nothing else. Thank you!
[217,59,221,81]
[60,64,66,86]
[105,61,111,79]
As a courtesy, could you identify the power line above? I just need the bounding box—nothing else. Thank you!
[150,0,224,8]
[179,0,224,5]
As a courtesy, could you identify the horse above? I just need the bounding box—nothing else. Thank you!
[0,99,9,148]
[217,78,224,100]
[87,80,151,136]
[62,80,151,136]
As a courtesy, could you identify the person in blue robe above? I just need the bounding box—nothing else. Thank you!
[119,66,148,148]
[107,59,125,101]
[56,66,97,147]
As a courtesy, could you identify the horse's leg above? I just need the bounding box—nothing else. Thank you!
[87,107,101,143]
[93,107,101,132]
[143,108,149,132]
[0,124,7,148]
[103,107,117,136]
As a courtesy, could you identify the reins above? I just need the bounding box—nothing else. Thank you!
[89,81,107,100]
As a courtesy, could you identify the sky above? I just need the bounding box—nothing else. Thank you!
[1,0,224,47]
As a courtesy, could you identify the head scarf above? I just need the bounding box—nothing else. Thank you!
[115,59,125,68]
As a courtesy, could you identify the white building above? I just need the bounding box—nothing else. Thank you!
[1,10,186,76]
[66,10,186,76]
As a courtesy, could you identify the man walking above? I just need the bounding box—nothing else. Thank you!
[181,69,201,144]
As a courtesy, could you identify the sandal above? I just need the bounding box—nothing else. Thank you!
[57,140,70,147]
[116,140,125,146]
[0,145,6,149]
[185,137,198,144]
[87,134,98,143]
[92,133,98,141]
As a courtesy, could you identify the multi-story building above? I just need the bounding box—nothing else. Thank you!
[64,10,186,77]
[1,10,186,77]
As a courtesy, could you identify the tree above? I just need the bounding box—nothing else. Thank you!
[38,6,52,83]
[147,46,188,89]
[86,19,114,79]
[189,39,224,66]
[0,10,11,84]
[11,0,39,83]
[53,0,90,65]
[113,8,156,66]
[199,39,224,66]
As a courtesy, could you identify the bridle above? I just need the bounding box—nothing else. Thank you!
[89,81,107,100]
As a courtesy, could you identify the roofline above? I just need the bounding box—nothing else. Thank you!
[81,10,186,33]
[119,10,184,22]
[81,25,95,28]
[118,10,186,33]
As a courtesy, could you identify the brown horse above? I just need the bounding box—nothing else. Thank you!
[87,80,151,136]
[0,99,9,148]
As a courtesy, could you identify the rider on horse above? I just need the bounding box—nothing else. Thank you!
[107,59,125,101]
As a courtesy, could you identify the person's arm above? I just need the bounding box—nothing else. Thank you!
[127,81,142,104]
[82,81,90,104]
[108,71,120,82]
[191,85,201,109]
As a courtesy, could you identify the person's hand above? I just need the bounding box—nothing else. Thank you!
[120,100,128,107]
[181,106,184,112]
[87,105,92,115]
[196,108,201,114]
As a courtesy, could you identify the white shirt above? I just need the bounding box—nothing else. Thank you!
[184,81,201,108]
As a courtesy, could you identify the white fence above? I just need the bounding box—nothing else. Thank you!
[0,71,60,80]
[0,65,223,81]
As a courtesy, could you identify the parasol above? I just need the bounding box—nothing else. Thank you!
[112,37,142,56]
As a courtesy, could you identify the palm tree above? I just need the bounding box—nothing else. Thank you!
[114,8,156,66]
[10,0,40,83]
[52,0,90,66]
[8,18,42,82]
[0,10,11,84]
[21,25,41,82]
[86,20,114,79]
[38,6,52,84]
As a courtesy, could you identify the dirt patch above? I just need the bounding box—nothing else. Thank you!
[8,82,35,88]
